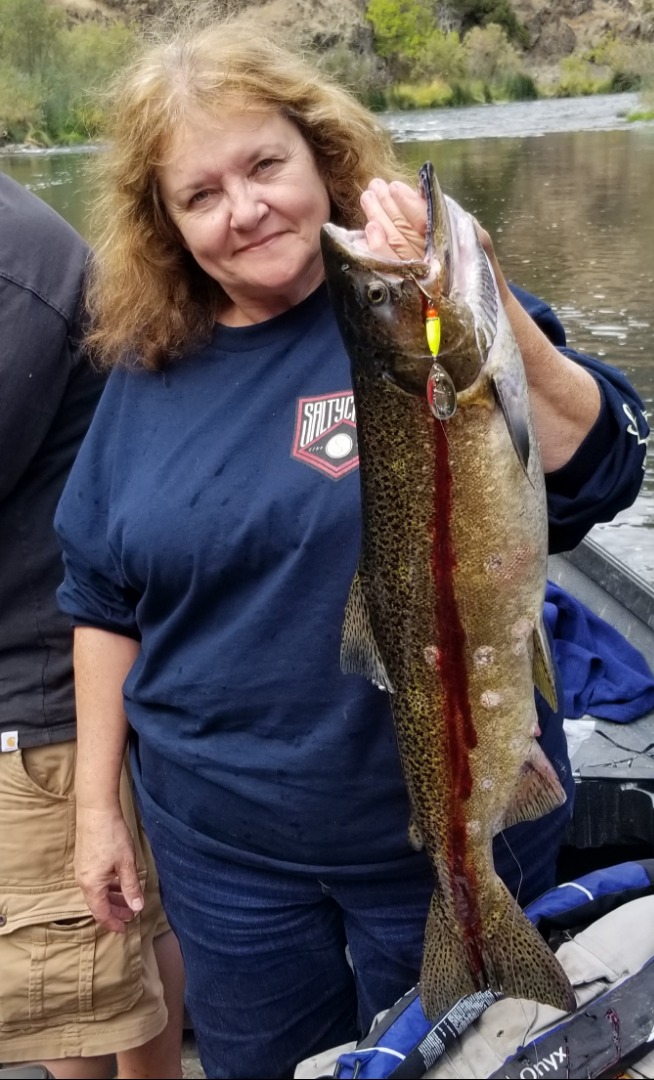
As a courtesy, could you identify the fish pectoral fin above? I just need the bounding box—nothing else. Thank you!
[501,740,568,830]
[420,881,576,1021]
[532,617,559,712]
[340,570,394,693]
[491,372,530,478]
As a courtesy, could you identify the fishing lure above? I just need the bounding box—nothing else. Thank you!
[425,301,441,357]
[425,299,457,420]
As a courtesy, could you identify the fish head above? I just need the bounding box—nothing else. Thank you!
[320,223,435,398]
[321,164,499,410]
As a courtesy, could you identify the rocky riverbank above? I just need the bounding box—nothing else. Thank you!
[50,0,654,66]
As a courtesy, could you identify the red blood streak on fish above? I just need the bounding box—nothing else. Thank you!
[431,414,477,801]
[431,414,486,980]
[451,820,487,983]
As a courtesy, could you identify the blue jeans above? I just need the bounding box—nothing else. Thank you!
[142,805,568,1079]
[142,812,433,1079]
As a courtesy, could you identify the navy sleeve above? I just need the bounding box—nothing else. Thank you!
[510,285,649,554]
[54,371,141,640]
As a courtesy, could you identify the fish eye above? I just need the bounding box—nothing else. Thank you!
[367,282,388,305]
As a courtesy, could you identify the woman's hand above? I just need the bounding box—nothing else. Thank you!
[75,804,144,933]
[360,178,427,261]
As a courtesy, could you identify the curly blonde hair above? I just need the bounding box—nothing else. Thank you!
[85,16,411,369]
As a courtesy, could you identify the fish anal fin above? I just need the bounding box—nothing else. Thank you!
[340,570,394,693]
[533,618,559,712]
[492,372,530,477]
[501,739,568,831]
[420,881,576,1021]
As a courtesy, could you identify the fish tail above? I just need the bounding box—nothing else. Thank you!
[420,883,576,1020]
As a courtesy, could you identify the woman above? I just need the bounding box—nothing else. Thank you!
[55,17,648,1079]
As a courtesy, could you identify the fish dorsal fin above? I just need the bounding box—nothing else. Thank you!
[500,739,567,831]
[533,616,558,712]
[341,570,394,693]
[491,371,530,478]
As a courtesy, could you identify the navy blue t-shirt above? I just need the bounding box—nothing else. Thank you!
[55,283,648,877]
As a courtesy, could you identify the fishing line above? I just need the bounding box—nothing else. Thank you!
[437,416,453,454]
[499,828,528,986]
[499,829,543,1065]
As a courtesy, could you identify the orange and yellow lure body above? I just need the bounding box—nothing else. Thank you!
[425,302,441,357]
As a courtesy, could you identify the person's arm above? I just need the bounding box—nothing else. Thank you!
[0,282,75,499]
[359,179,601,472]
[73,625,144,933]
[0,178,90,498]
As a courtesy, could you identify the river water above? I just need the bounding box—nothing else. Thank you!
[2,92,652,580]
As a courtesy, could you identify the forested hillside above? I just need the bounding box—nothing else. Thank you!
[50,0,654,60]
[1,0,652,145]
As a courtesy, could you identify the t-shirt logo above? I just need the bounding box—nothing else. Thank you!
[292,391,358,479]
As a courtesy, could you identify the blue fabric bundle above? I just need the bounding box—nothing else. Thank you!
[544,580,654,722]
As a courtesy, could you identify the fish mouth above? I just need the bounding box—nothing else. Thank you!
[321,222,431,283]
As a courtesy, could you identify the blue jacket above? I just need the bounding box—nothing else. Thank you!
[55,283,648,890]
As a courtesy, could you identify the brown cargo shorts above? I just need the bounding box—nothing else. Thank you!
[0,740,169,1062]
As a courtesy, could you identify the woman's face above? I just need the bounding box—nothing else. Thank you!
[158,108,332,326]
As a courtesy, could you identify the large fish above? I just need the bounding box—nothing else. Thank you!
[320,164,576,1019]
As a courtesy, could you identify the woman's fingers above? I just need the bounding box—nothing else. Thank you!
[117,854,145,914]
[75,805,144,932]
[359,178,512,310]
[360,178,427,261]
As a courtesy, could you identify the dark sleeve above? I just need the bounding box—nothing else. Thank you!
[55,371,141,640]
[510,285,649,554]
[0,278,75,501]
[0,174,91,501]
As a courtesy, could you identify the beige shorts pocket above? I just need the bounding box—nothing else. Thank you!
[0,896,143,1030]
[0,746,76,887]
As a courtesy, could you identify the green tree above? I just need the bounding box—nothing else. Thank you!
[43,22,136,141]
[412,28,466,83]
[0,0,136,145]
[590,34,654,92]
[462,22,522,83]
[0,60,42,142]
[0,0,64,79]
[366,0,439,71]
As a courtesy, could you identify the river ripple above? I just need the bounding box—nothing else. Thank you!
[382,91,644,142]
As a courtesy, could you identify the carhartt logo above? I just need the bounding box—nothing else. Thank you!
[292,391,358,479]
[1,731,18,752]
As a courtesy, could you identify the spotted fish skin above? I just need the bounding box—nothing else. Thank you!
[320,164,576,1019]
